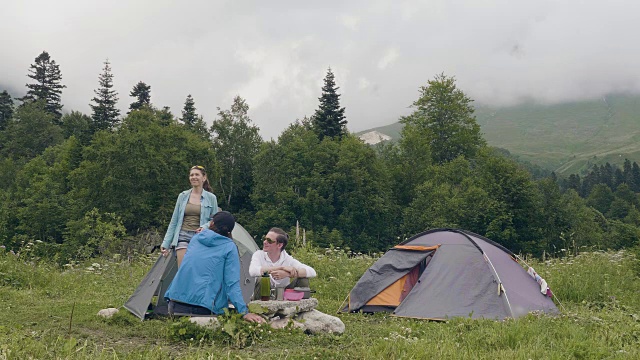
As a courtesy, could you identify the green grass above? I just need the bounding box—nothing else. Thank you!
[356,94,640,175]
[1,246,639,359]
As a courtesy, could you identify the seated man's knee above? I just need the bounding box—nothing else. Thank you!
[286,277,310,289]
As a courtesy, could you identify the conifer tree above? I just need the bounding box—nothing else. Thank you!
[0,90,14,130]
[128,81,151,113]
[181,94,197,127]
[89,59,120,132]
[601,163,614,188]
[157,106,174,126]
[632,162,640,192]
[21,51,66,123]
[566,173,581,193]
[312,68,346,140]
[613,167,625,188]
[180,94,208,137]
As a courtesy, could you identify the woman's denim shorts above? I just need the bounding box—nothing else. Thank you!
[175,229,197,250]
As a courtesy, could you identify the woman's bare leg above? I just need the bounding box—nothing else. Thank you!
[176,248,186,267]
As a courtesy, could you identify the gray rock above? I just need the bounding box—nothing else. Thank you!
[97,308,119,318]
[296,310,345,334]
[189,316,220,329]
[249,298,318,317]
[269,317,305,330]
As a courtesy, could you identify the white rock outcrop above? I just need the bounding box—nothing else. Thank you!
[247,299,344,334]
[189,316,220,329]
[358,131,392,145]
[269,317,305,330]
[295,309,345,334]
[97,308,119,318]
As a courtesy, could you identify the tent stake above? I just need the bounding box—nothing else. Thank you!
[337,293,349,314]
[68,301,76,336]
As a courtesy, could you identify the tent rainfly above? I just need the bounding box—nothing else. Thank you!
[124,223,260,320]
[343,229,559,320]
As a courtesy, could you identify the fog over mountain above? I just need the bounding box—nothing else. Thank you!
[2,0,639,138]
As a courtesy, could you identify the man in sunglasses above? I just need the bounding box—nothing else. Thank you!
[248,227,316,297]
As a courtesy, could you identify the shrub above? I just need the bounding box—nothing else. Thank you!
[64,208,126,261]
[167,311,272,349]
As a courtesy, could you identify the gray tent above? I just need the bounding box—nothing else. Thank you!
[124,223,260,320]
[343,229,558,320]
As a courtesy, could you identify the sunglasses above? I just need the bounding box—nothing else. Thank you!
[262,235,276,244]
[191,165,205,171]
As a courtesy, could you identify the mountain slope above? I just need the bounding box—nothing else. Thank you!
[357,94,640,175]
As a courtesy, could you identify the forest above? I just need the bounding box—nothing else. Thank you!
[1,51,640,263]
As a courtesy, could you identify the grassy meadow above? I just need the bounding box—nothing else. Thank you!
[1,245,639,359]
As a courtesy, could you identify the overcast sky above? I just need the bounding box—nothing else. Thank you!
[2,0,639,139]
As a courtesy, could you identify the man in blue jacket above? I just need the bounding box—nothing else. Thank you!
[164,211,264,323]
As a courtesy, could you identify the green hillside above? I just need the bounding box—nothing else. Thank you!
[357,94,640,175]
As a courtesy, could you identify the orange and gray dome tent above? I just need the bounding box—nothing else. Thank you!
[342,229,559,320]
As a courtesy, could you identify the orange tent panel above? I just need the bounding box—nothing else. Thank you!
[393,245,440,251]
[366,275,407,306]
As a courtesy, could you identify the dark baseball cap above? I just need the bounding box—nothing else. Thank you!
[211,211,235,235]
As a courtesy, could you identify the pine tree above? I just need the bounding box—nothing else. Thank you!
[601,163,614,189]
[21,51,66,123]
[157,106,174,126]
[0,90,14,130]
[613,167,625,188]
[623,159,632,178]
[312,68,346,140]
[631,162,640,192]
[89,59,120,132]
[128,81,151,113]
[180,94,209,138]
[181,94,197,127]
[581,168,598,197]
[567,174,581,193]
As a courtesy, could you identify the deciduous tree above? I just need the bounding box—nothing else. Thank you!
[210,96,262,212]
[401,73,484,164]
[0,101,63,161]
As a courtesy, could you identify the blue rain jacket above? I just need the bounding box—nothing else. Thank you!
[164,229,248,314]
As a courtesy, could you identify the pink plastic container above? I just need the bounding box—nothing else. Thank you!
[283,289,304,301]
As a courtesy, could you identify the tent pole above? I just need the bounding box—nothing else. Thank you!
[483,254,515,318]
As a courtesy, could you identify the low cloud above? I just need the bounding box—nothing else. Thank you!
[1,0,639,138]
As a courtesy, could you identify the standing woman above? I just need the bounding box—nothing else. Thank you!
[161,165,218,267]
